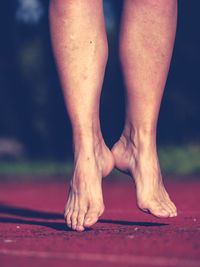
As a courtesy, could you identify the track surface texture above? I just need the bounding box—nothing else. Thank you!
[0,175,200,267]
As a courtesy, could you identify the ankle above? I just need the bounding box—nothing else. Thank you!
[73,131,104,156]
[122,123,157,152]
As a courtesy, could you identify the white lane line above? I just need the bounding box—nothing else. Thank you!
[0,249,199,267]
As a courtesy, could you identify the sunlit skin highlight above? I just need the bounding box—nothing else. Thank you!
[49,0,177,232]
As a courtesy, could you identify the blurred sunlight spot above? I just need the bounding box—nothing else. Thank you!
[16,0,44,24]
[103,0,115,32]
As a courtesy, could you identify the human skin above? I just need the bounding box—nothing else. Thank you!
[49,0,177,232]
[112,0,177,218]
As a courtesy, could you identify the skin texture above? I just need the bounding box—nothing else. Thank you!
[49,0,178,231]
[112,0,178,218]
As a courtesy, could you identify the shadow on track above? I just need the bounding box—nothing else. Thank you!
[99,219,168,227]
[0,203,63,220]
[0,217,71,231]
[0,203,168,231]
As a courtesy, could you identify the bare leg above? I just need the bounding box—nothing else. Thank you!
[112,0,177,217]
[49,0,114,231]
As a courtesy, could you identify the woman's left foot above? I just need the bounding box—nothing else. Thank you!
[112,132,177,218]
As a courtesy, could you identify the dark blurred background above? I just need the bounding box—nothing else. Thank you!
[0,0,200,168]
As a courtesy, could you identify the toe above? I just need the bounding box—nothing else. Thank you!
[139,200,170,218]
[65,210,72,228]
[166,200,177,217]
[150,201,170,218]
[171,208,178,217]
[84,215,98,228]
[64,208,69,219]
[161,201,174,217]
[169,208,176,217]
[76,210,86,232]
[170,202,178,217]
[151,208,170,218]
[84,204,104,228]
[174,206,178,216]
[171,201,177,211]
[148,204,170,218]
[76,225,85,232]
[162,191,177,217]
[84,209,99,228]
[71,210,78,230]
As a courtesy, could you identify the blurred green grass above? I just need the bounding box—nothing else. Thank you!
[0,145,200,177]
[0,161,73,177]
[158,145,200,175]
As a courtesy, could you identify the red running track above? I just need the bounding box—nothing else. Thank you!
[0,175,200,267]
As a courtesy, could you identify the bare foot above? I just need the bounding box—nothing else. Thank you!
[64,139,114,231]
[112,132,177,218]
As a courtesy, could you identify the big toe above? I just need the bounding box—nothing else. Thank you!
[138,201,170,218]
[83,209,101,228]
[151,208,170,218]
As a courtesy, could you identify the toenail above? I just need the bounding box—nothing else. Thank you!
[85,218,91,223]
[161,210,169,215]
[77,226,84,232]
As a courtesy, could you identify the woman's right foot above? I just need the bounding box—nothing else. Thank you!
[112,131,177,218]
[64,137,114,232]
